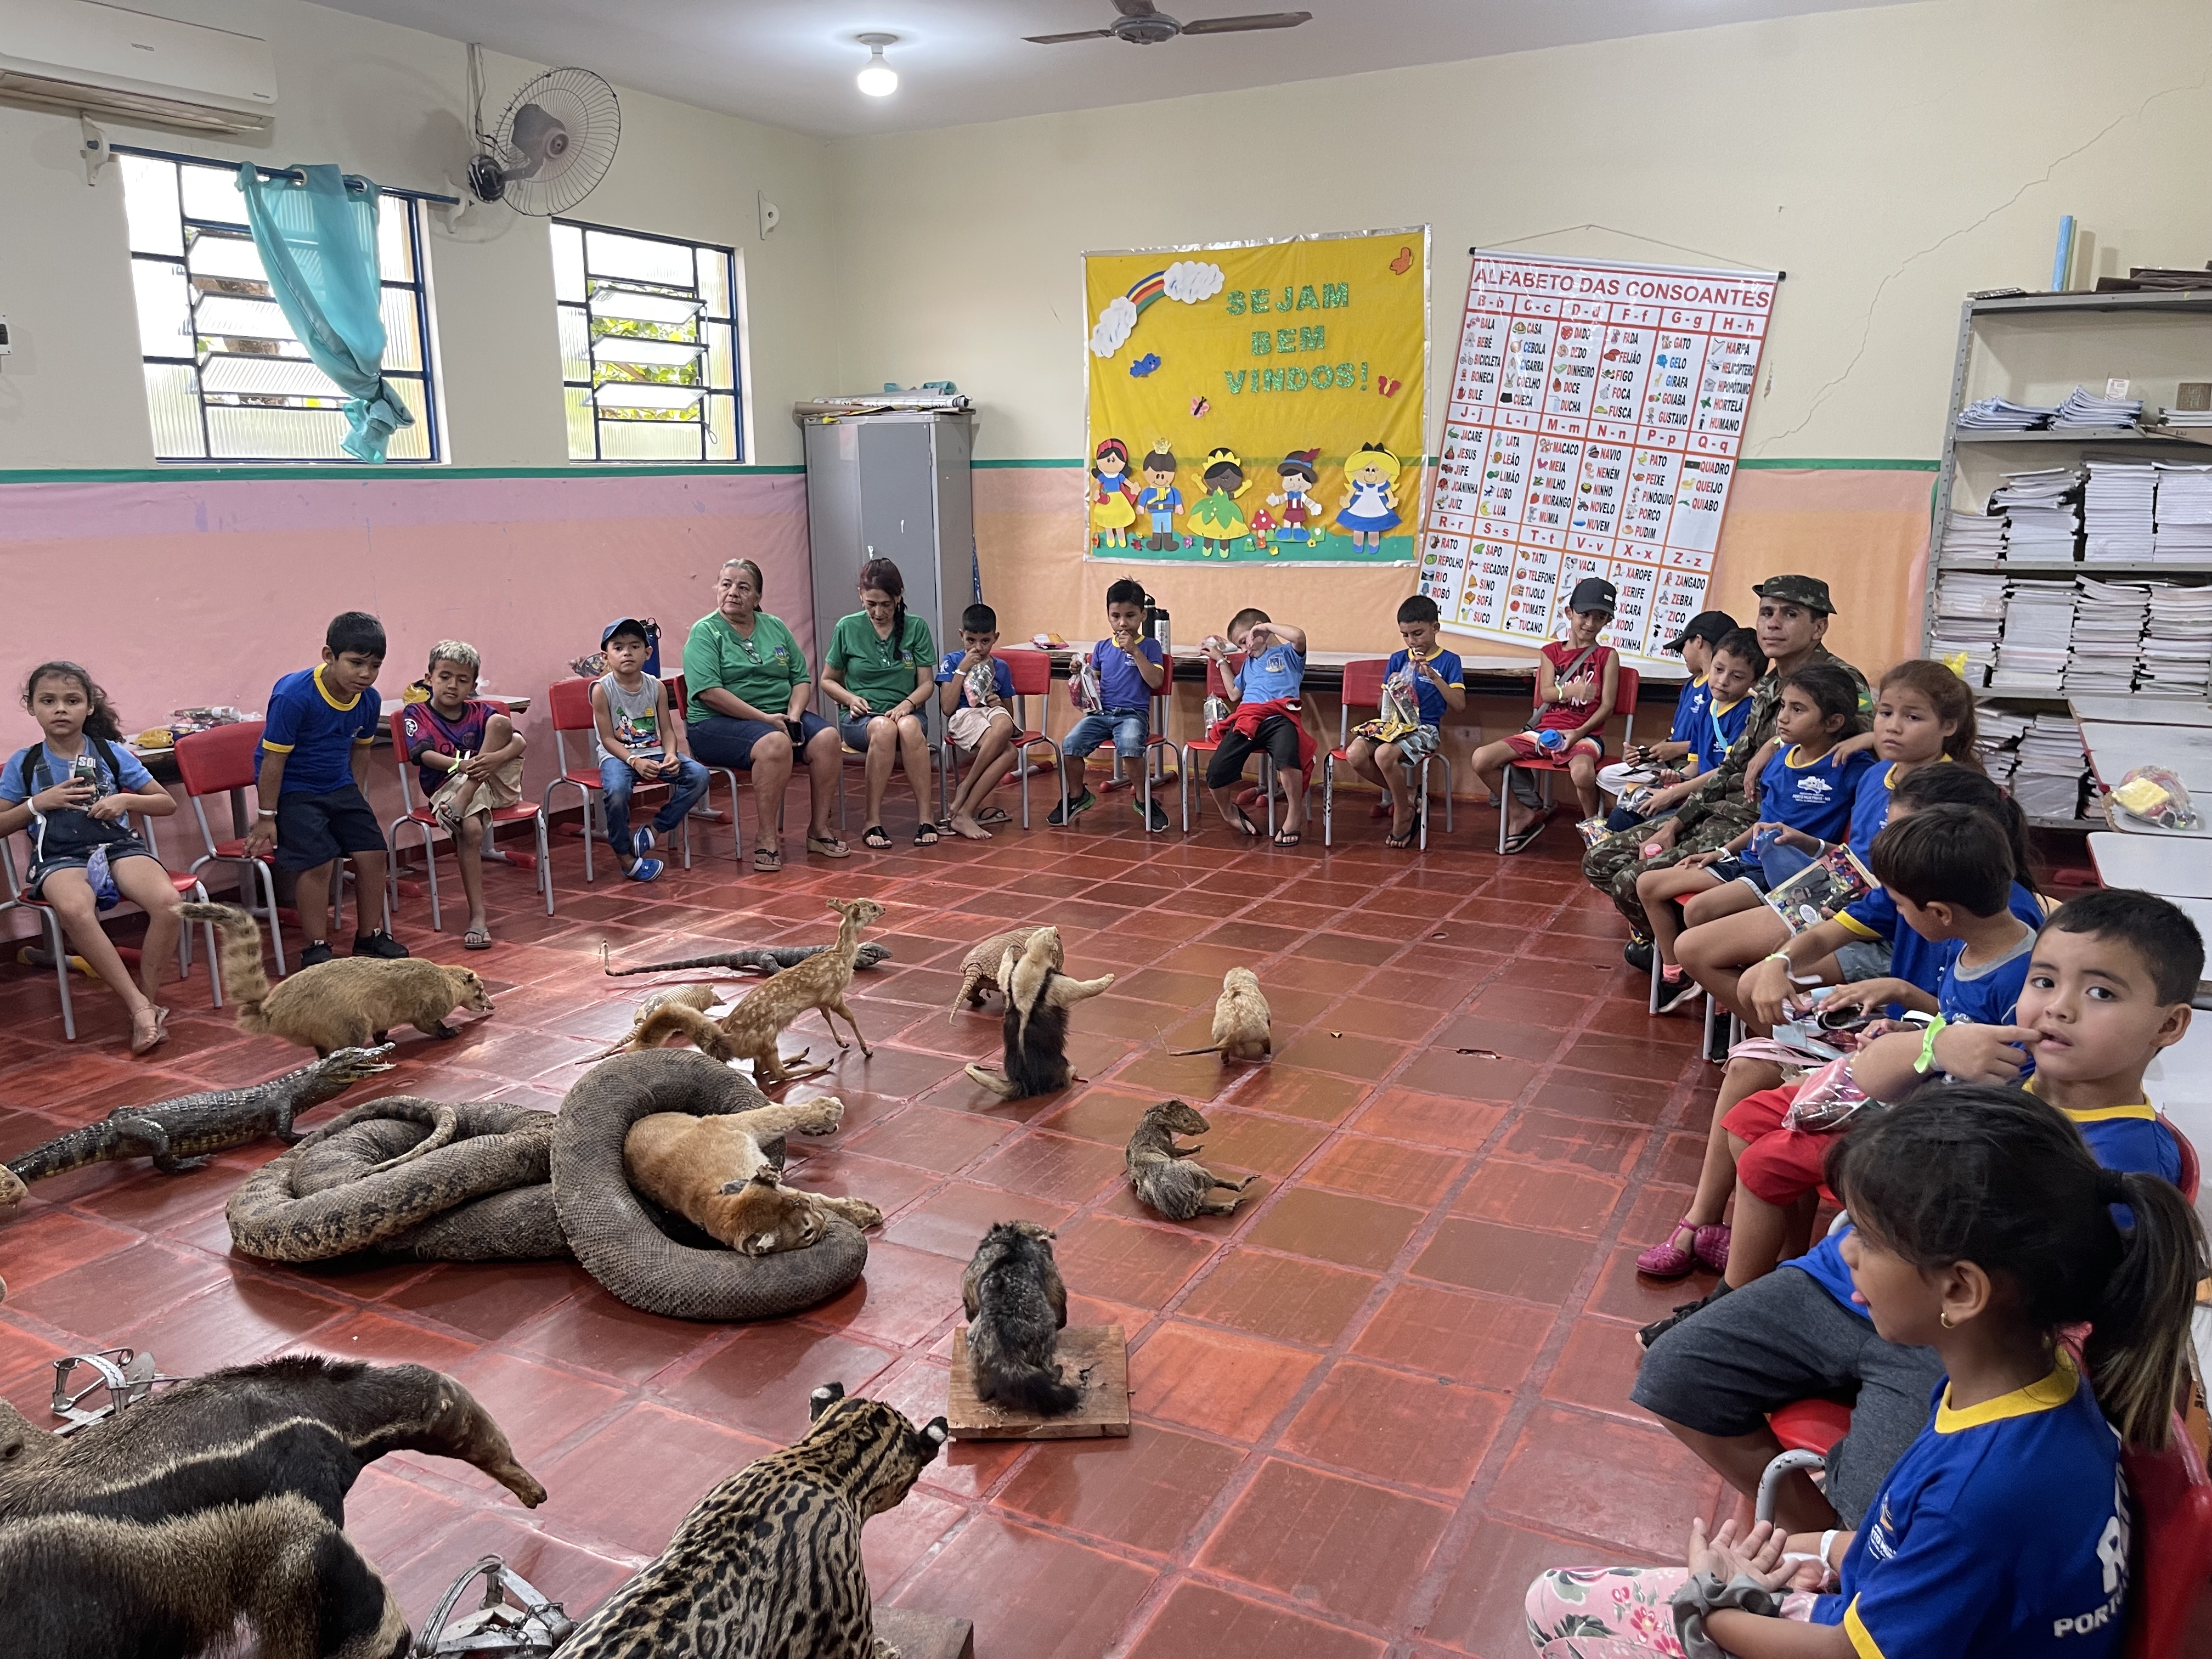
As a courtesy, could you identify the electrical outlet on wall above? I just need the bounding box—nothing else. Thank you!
[0,314,12,356]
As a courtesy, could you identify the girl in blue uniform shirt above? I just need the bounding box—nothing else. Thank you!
[1529,1081,2202,1658]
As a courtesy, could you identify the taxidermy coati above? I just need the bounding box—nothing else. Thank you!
[961,1220,1079,1415]
[1170,966,1272,1061]
[187,903,494,1056]
[1126,1099,1260,1221]
[962,926,1115,1101]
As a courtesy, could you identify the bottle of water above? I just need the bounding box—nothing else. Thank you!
[1536,729,1569,755]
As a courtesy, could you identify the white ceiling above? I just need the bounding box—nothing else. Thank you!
[311,0,1922,139]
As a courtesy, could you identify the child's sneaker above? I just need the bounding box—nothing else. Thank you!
[1132,794,1170,832]
[634,827,656,856]
[1655,968,1703,1015]
[1047,789,1096,826]
[1637,1279,1730,1351]
[300,941,335,969]
[353,930,410,959]
[626,857,664,883]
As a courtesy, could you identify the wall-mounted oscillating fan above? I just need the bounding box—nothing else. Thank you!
[464,65,620,217]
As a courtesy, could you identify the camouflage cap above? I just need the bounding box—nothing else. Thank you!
[1751,574,1837,615]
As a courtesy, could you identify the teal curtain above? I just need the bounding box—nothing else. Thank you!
[235,163,414,462]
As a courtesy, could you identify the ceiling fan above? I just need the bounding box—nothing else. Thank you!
[1026,1,1313,47]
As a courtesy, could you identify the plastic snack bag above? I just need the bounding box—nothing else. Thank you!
[965,660,998,708]
[1068,648,1101,713]
[1576,815,1612,848]
[2108,765,2200,831]
[1780,1053,1875,1132]
[1762,843,1876,937]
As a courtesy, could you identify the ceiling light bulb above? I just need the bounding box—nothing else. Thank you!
[856,36,898,97]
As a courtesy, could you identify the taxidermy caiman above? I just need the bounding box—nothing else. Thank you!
[3,1045,396,1192]
[599,940,891,977]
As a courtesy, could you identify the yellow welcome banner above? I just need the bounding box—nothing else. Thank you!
[1083,228,1429,566]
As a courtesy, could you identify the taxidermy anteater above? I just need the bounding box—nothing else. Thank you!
[961,1220,1079,1415]
[1126,1100,1260,1221]
[187,902,494,1056]
[1,1491,411,1659]
[0,1354,545,1528]
[962,926,1114,1101]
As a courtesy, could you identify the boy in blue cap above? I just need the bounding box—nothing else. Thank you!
[591,617,709,882]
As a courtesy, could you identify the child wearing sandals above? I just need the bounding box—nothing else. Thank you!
[1203,607,1312,848]
[1640,662,1869,1013]
[1635,766,2049,1284]
[1342,594,1465,849]
[936,603,1020,841]
[1530,1075,2202,1659]
[0,662,184,1054]
[1472,576,1622,854]
[399,640,528,946]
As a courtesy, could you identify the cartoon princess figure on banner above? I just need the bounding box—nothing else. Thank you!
[1336,443,1402,551]
[1090,438,1139,550]
[1187,448,1250,557]
[1137,443,1182,551]
[1267,448,1321,545]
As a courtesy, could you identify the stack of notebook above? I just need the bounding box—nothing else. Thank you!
[2053,385,2145,431]
[1940,508,2005,561]
[1990,467,2083,563]
[2010,714,2092,820]
[1957,396,2057,431]
[2137,581,2212,696]
[2154,405,2212,431]
[2084,461,2158,562]
[1989,580,2076,691]
[2153,463,2212,562]
[2064,578,2151,691]
[1929,572,2007,682]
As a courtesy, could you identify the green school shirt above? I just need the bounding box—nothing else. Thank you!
[683,610,806,720]
[827,611,935,713]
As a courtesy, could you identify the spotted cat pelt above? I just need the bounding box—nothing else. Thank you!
[556,1381,947,1659]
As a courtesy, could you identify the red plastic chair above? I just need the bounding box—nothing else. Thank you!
[385,704,552,929]
[2123,1417,2212,1658]
[2171,1120,2200,1203]
[938,648,1065,829]
[1321,657,1457,849]
[1499,663,1640,853]
[540,678,696,882]
[1177,654,1280,837]
[173,720,289,975]
[1,814,219,1041]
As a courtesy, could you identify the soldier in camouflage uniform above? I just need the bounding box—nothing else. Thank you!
[1582,575,1870,954]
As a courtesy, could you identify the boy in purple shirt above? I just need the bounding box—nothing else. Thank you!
[1056,578,1167,830]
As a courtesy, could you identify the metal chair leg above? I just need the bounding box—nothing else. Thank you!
[42,911,77,1041]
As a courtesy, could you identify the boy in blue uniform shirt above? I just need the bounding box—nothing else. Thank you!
[1056,578,1167,831]
[1599,609,1735,806]
[1203,606,1311,847]
[1632,888,2197,1550]
[935,603,1021,841]
[244,611,408,967]
[1340,594,1466,849]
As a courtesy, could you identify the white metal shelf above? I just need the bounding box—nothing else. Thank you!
[1949,426,2212,447]
[1937,560,2212,575]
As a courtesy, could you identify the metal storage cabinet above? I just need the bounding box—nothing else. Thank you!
[795,404,977,667]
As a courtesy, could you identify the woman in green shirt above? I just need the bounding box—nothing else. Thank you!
[821,557,937,850]
[682,557,848,871]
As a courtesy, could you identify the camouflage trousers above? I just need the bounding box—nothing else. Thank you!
[1581,811,1747,935]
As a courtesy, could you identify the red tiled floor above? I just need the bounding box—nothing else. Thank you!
[0,819,1721,1651]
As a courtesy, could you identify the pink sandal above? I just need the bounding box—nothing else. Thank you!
[1692,1223,1731,1274]
[1635,1219,1702,1279]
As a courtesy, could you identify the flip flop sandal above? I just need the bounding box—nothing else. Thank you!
[862,825,893,850]
[807,835,851,860]
[1272,829,1302,848]
[1228,809,1261,837]
[753,845,783,873]
[912,823,940,846]
[976,806,1011,826]
[463,928,494,951]
[1502,821,1547,854]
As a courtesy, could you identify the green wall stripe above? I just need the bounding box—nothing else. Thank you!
[0,463,806,484]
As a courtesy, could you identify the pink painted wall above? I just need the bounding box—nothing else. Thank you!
[0,471,812,804]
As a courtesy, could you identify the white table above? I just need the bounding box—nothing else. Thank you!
[2070,696,2212,728]
[2089,832,2212,897]
[2078,721,2212,836]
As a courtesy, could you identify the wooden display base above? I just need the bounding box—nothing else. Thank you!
[946,1324,1130,1441]
[873,1607,975,1659]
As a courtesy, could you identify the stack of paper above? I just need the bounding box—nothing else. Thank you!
[1930,572,2006,683]
[2154,407,2212,430]
[2137,581,2212,695]
[1990,468,2081,563]
[1977,706,2034,786]
[1989,580,2075,691]
[2065,578,2150,691]
[2011,714,2091,820]
[1957,396,2057,431]
[2083,461,2157,562]
[2053,385,2146,430]
[1940,508,2005,562]
[2153,463,2212,562]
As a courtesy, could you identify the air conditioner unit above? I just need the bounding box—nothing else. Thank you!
[0,0,276,135]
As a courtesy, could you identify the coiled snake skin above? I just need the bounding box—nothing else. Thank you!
[225,1051,866,1321]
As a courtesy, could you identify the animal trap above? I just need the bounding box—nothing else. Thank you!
[49,1348,177,1434]
[412,1555,574,1656]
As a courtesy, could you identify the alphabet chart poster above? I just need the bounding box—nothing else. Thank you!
[1417,251,1778,664]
